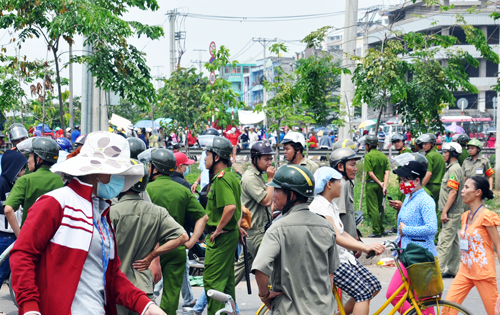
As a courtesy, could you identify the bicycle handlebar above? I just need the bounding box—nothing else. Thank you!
[207,289,230,303]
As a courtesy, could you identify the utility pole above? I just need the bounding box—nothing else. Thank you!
[193,49,207,73]
[168,10,177,74]
[252,38,277,107]
[339,0,359,139]
[496,29,500,189]
[69,44,74,128]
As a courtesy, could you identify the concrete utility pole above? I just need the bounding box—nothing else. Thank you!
[252,38,277,107]
[168,10,177,74]
[193,49,207,73]
[496,52,500,190]
[339,0,359,139]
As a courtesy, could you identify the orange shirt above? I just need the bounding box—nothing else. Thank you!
[459,209,500,280]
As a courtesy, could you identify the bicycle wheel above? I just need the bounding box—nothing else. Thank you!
[8,273,18,308]
[405,299,473,315]
[256,303,269,315]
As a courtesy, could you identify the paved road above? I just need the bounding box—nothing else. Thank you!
[0,236,495,314]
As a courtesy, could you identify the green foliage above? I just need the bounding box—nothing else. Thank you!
[301,26,334,49]
[201,45,245,128]
[0,0,164,130]
[157,67,209,135]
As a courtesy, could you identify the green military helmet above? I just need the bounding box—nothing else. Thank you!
[129,159,149,192]
[31,137,59,163]
[466,138,482,151]
[457,134,471,146]
[329,147,361,169]
[206,136,233,160]
[391,133,405,143]
[128,137,147,159]
[151,148,176,175]
[267,164,315,198]
[365,134,379,146]
[333,138,356,151]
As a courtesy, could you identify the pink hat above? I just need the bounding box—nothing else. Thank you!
[174,152,195,166]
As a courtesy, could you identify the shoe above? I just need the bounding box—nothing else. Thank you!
[183,299,197,308]
[382,231,389,236]
[442,273,456,279]
[368,234,382,238]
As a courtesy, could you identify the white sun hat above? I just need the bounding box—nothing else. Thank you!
[51,131,144,192]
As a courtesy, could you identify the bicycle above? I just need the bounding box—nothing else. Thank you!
[0,241,18,308]
[205,289,236,315]
[256,241,472,315]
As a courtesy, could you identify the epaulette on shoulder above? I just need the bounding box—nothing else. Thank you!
[218,170,225,178]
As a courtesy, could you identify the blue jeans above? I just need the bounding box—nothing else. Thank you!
[193,289,240,314]
[0,233,16,285]
[181,253,195,306]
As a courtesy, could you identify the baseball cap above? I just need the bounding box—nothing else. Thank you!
[313,166,343,194]
[393,160,427,178]
[174,152,195,166]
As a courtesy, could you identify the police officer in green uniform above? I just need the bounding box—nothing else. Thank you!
[363,135,390,238]
[419,133,446,206]
[128,137,147,159]
[4,137,63,236]
[110,160,189,315]
[391,133,412,155]
[330,147,361,239]
[281,131,318,174]
[463,139,494,190]
[437,142,465,278]
[145,149,208,315]
[203,137,244,315]
[7,123,29,149]
[234,140,276,285]
[252,165,339,315]
[456,134,470,166]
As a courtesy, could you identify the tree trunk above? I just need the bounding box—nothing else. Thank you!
[374,90,387,132]
[53,49,66,131]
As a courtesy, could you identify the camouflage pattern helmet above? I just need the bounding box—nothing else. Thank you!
[466,138,482,151]
[333,139,356,151]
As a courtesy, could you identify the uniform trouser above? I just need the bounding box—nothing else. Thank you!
[365,182,384,235]
[204,229,239,315]
[160,246,186,315]
[234,230,264,286]
[444,273,499,315]
[437,213,461,276]
[426,184,441,242]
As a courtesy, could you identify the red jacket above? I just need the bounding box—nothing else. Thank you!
[187,132,197,146]
[10,178,151,315]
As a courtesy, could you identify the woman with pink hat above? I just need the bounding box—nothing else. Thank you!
[9,131,166,315]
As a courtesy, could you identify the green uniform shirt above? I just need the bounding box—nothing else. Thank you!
[288,156,319,174]
[206,167,242,231]
[5,165,63,226]
[252,203,339,315]
[332,178,356,239]
[462,155,494,180]
[399,147,412,155]
[458,149,469,166]
[438,160,465,214]
[426,148,446,185]
[110,194,185,297]
[241,165,271,234]
[364,149,389,182]
[146,175,206,226]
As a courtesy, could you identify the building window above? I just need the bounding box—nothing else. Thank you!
[236,67,241,74]
[451,92,478,110]
[485,91,497,109]
[243,67,249,73]
[450,27,466,45]
[487,26,499,45]
[486,59,498,77]
[465,59,479,78]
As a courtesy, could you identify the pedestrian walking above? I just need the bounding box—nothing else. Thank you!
[462,139,494,190]
[145,148,208,315]
[377,127,386,150]
[438,142,465,279]
[110,160,188,315]
[203,136,245,315]
[281,131,318,174]
[9,131,166,315]
[386,161,437,313]
[444,176,500,315]
[252,165,339,315]
[363,134,390,237]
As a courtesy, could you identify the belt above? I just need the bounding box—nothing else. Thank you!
[0,230,15,238]
[206,226,231,233]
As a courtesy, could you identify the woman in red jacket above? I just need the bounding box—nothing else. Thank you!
[9,131,166,315]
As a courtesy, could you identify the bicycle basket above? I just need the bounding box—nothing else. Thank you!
[406,257,443,298]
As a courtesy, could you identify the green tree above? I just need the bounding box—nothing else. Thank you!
[0,0,164,131]
[201,46,245,128]
[157,67,209,134]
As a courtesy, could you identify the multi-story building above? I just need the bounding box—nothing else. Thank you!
[366,0,498,132]
[220,63,256,102]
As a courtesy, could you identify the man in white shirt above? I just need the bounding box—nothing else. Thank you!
[309,166,385,315]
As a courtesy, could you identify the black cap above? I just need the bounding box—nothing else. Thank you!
[393,160,427,178]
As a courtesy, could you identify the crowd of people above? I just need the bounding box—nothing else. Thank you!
[0,121,498,315]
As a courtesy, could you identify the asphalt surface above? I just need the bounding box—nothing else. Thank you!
[0,236,495,314]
